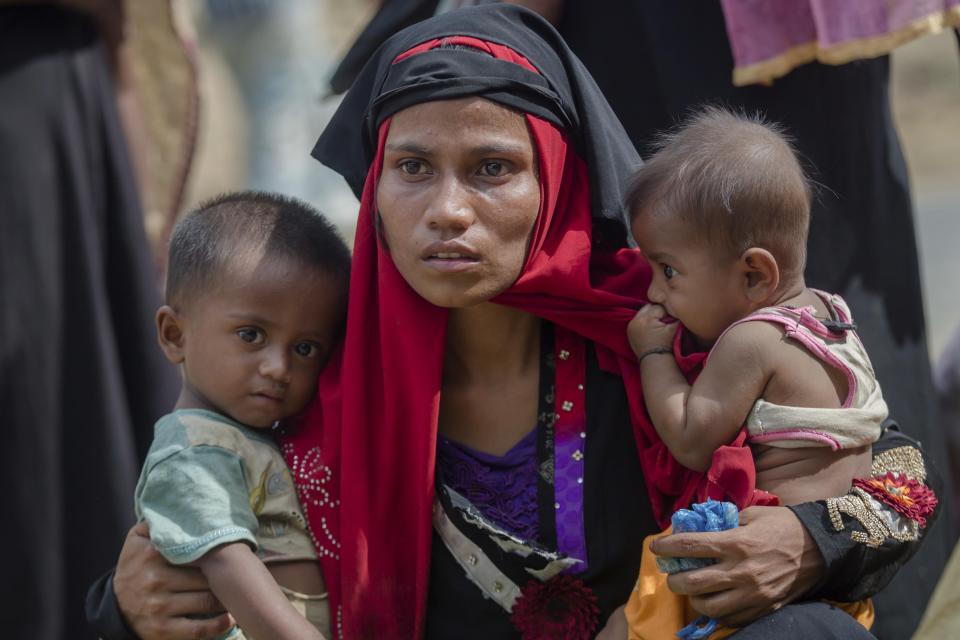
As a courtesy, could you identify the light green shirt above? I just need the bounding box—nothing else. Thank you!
[135,409,317,565]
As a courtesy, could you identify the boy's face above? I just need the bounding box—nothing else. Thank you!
[162,254,343,428]
[632,211,751,347]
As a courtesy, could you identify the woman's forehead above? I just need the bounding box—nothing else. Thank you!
[386,97,531,150]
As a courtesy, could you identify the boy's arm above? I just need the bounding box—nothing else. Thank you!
[629,306,770,471]
[197,542,325,640]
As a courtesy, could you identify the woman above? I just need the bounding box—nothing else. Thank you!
[88,6,940,639]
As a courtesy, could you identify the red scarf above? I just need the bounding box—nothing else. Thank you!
[282,37,763,639]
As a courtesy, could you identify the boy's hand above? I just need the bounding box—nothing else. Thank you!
[628,304,676,356]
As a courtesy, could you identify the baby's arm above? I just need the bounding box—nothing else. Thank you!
[628,305,770,471]
[197,542,325,640]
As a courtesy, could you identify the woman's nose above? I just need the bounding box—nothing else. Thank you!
[260,348,291,385]
[424,175,475,233]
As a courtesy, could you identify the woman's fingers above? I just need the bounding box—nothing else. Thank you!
[151,613,233,640]
[163,590,226,617]
[655,507,824,626]
[114,521,222,639]
[650,531,733,559]
[665,564,737,596]
[689,589,778,627]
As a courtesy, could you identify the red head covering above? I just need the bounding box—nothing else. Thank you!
[283,36,758,639]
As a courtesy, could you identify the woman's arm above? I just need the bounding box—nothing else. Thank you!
[650,426,941,624]
[197,543,325,640]
[86,522,233,640]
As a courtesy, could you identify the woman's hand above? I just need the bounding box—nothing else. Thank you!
[114,522,233,640]
[595,604,627,640]
[650,506,823,626]
[627,304,675,356]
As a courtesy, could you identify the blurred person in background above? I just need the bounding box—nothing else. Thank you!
[0,2,179,637]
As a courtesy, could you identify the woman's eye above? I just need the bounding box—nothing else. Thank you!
[480,161,506,177]
[662,265,677,280]
[294,342,318,358]
[399,160,424,175]
[237,328,264,344]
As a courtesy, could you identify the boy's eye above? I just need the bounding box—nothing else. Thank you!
[237,328,264,344]
[662,265,677,280]
[294,342,318,358]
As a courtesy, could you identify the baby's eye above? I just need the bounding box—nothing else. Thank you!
[479,161,506,177]
[294,342,319,358]
[237,328,264,344]
[662,265,677,280]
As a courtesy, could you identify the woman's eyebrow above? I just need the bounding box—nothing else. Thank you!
[469,143,528,156]
[385,141,431,155]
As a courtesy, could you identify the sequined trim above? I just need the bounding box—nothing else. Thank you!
[826,445,930,547]
[283,444,341,560]
[871,446,926,482]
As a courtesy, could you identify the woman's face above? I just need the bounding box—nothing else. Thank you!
[377,97,541,308]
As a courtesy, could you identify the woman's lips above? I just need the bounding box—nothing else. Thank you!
[421,243,481,272]
[423,253,481,272]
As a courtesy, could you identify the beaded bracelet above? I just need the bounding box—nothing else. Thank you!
[637,346,673,365]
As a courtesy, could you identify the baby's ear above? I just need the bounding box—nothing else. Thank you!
[740,247,780,303]
[156,305,186,364]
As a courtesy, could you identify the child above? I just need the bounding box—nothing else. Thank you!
[623,108,886,637]
[135,192,350,640]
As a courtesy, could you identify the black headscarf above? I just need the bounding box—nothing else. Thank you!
[312,3,641,238]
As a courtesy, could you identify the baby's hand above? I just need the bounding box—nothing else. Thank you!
[628,304,676,356]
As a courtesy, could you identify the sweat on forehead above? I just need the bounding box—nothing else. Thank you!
[626,106,811,279]
[164,191,351,306]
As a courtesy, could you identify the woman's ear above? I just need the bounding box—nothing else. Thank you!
[740,248,780,304]
[156,305,186,364]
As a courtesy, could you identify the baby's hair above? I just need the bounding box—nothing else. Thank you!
[625,106,811,282]
[165,191,351,306]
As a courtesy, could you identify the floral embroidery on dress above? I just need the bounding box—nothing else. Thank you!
[826,445,937,547]
[283,444,341,559]
[510,575,599,640]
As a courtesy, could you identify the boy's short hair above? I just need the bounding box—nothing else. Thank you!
[625,106,811,281]
[165,191,351,306]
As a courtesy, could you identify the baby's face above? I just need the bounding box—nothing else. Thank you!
[175,255,342,428]
[632,211,751,347]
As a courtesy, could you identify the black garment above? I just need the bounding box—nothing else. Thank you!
[313,4,642,238]
[729,601,876,639]
[0,7,177,638]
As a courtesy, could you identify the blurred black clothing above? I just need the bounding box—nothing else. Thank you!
[0,6,177,638]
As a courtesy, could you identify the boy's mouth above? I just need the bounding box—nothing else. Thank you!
[252,391,284,403]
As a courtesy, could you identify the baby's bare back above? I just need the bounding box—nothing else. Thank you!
[740,290,873,504]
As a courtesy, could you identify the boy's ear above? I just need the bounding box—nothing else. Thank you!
[740,248,780,303]
[156,305,186,364]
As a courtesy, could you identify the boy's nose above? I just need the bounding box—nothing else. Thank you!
[260,349,292,384]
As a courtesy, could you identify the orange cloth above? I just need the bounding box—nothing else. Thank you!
[625,529,874,639]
